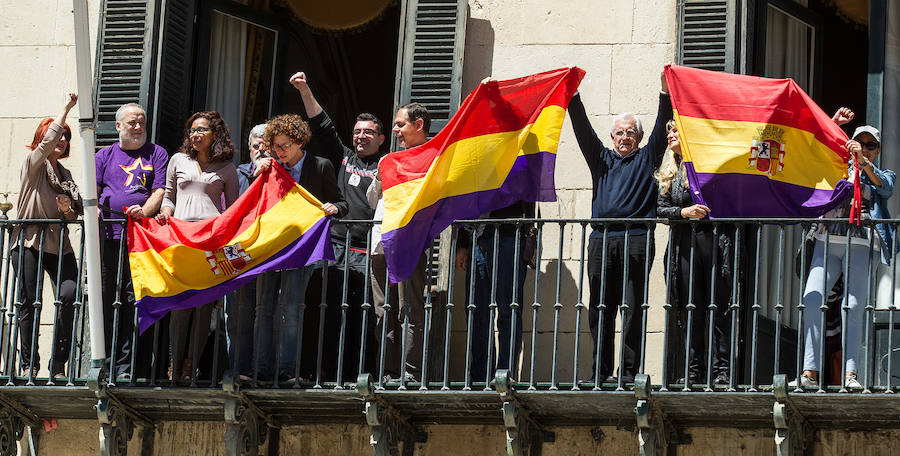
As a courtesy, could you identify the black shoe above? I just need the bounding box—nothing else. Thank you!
[714,372,729,385]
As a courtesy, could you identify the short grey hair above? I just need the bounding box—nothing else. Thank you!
[115,103,145,122]
[610,113,643,136]
[248,123,268,146]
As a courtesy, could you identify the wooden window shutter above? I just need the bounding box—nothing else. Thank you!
[153,0,199,154]
[93,0,159,148]
[677,0,738,72]
[393,0,467,290]
[394,0,467,138]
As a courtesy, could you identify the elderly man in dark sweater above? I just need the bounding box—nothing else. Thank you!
[568,71,672,384]
[290,71,385,379]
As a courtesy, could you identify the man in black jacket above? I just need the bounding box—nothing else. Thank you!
[568,71,672,384]
[289,71,385,379]
[255,113,348,382]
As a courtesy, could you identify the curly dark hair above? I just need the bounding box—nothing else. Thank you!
[178,111,235,163]
[263,114,311,149]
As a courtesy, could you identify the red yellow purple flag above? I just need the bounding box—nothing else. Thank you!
[128,165,333,332]
[380,67,585,282]
[664,64,851,217]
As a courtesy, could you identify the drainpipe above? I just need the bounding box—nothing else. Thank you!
[72,0,106,368]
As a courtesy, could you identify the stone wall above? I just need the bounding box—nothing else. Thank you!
[22,419,900,455]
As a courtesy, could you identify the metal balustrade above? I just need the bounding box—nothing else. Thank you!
[0,216,896,394]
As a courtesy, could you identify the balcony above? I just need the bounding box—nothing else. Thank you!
[0,216,898,454]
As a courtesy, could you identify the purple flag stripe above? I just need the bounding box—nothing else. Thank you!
[382,152,556,283]
[136,217,334,333]
[686,162,852,218]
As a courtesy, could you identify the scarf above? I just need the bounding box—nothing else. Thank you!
[46,160,83,215]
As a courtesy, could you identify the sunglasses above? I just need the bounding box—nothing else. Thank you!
[860,141,879,151]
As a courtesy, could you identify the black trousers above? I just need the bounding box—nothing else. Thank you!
[101,239,160,378]
[674,228,732,379]
[587,233,653,381]
[11,246,77,372]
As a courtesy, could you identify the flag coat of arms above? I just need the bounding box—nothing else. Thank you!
[379,67,586,282]
[128,165,334,332]
[664,64,851,217]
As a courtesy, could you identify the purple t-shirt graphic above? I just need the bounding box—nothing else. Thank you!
[95,142,169,239]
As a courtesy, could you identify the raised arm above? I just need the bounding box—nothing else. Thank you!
[644,74,674,168]
[567,93,602,171]
[290,72,323,118]
[292,72,346,174]
[27,93,78,173]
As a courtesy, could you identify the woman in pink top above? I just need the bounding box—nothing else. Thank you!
[157,111,239,381]
[11,93,83,379]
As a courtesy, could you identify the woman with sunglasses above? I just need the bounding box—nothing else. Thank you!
[793,110,895,390]
[157,111,239,380]
[12,93,83,379]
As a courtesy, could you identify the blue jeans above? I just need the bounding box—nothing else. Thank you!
[465,231,527,383]
[225,278,257,376]
[256,266,315,377]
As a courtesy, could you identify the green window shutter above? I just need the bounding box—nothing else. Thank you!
[93,0,158,148]
[677,0,737,72]
[393,0,467,291]
[153,0,199,154]
[394,0,467,137]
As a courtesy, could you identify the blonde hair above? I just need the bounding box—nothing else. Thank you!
[655,120,689,197]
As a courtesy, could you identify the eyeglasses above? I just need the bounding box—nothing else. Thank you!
[250,142,265,150]
[353,128,378,137]
[613,129,638,138]
[860,141,879,151]
[189,126,211,135]
[272,141,294,151]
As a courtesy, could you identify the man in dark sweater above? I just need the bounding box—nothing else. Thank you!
[568,71,672,383]
[290,71,385,379]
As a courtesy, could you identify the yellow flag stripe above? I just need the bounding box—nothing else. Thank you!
[674,112,848,190]
[382,105,565,233]
[130,188,324,301]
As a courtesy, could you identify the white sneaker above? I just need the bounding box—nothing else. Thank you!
[787,374,818,388]
[845,374,862,389]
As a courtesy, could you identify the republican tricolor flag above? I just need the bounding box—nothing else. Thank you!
[128,165,334,332]
[380,67,585,282]
[664,64,851,217]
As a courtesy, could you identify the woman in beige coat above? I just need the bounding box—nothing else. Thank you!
[11,93,83,379]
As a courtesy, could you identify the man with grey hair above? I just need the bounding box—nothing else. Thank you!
[96,102,169,380]
[568,71,672,384]
[225,122,267,382]
[238,123,268,193]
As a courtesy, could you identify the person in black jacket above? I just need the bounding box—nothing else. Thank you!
[655,120,733,386]
[254,113,347,383]
[289,71,385,380]
[569,71,672,384]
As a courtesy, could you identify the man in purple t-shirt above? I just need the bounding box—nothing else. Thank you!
[95,103,169,380]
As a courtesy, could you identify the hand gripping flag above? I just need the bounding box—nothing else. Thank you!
[379,67,585,282]
[128,164,334,332]
[664,64,851,217]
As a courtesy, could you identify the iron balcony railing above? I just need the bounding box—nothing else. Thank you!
[0,217,898,395]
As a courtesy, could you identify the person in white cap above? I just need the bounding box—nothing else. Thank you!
[793,111,895,390]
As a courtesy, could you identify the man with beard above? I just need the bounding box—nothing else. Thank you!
[290,71,385,379]
[95,103,169,380]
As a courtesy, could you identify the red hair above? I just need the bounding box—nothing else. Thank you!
[28,118,72,158]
